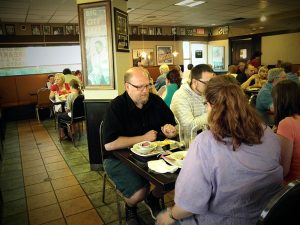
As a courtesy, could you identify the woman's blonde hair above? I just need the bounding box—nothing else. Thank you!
[55,73,65,83]
[205,75,264,150]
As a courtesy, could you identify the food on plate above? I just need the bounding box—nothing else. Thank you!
[141,142,150,147]
[156,139,175,147]
[168,151,187,161]
[133,141,157,154]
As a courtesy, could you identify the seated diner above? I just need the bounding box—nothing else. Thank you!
[49,73,71,100]
[157,75,283,225]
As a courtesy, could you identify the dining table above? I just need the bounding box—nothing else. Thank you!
[113,149,180,192]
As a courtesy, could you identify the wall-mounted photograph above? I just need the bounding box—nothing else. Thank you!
[114,7,129,52]
[139,28,147,35]
[156,27,162,35]
[0,25,3,35]
[132,48,154,67]
[156,46,173,65]
[53,26,64,35]
[131,26,138,35]
[65,25,74,35]
[148,27,155,35]
[79,1,114,89]
[32,25,41,35]
[75,25,79,35]
[43,25,51,35]
[5,24,15,35]
[212,46,225,71]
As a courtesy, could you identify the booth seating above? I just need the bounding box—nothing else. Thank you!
[0,74,48,108]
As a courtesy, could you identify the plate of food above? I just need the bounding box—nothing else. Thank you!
[162,151,188,168]
[131,141,160,157]
[154,139,183,151]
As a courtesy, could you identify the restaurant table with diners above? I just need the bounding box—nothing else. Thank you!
[112,142,186,192]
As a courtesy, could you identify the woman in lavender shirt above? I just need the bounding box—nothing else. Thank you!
[156,75,283,225]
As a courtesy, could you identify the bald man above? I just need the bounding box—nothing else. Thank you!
[102,67,177,224]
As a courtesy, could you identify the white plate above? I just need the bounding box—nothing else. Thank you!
[162,151,188,168]
[130,140,183,157]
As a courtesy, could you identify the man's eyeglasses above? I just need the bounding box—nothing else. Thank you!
[197,79,207,85]
[127,82,152,91]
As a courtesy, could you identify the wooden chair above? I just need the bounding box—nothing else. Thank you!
[256,180,300,225]
[35,88,52,121]
[59,95,85,146]
[99,121,123,225]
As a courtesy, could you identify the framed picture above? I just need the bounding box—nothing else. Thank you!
[156,46,173,65]
[139,28,147,35]
[32,25,41,35]
[131,26,138,35]
[148,27,155,35]
[171,27,177,35]
[186,28,193,36]
[114,8,129,52]
[156,27,162,35]
[0,25,3,35]
[79,1,114,89]
[212,46,225,71]
[75,25,79,35]
[65,25,74,35]
[132,49,155,67]
[180,27,185,35]
[5,24,15,35]
[53,26,64,35]
[43,25,51,35]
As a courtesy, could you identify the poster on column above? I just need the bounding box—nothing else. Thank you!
[79,1,114,89]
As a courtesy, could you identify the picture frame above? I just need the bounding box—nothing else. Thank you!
[53,26,64,35]
[171,27,177,35]
[132,48,155,67]
[156,46,173,65]
[139,28,147,35]
[79,1,114,89]
[156,27,162,35]
[180,27,185,35]
[32,25,41,35]
[0,25,3,35]
[131,26,138,35]
[75,25,79,35]
[148,27,155,35]
[65,25,74,35]
[114,7,130,52]
[186,28,193,36]
[5,24,15,35]
[43,25,51,35]
[212,46,225,71]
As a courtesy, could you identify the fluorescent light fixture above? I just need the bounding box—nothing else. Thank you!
[175,0,205,7]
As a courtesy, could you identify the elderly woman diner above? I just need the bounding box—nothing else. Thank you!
[49,73,71,100]
[156,75,283,225]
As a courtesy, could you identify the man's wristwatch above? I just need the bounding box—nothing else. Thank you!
[167,207,178,221]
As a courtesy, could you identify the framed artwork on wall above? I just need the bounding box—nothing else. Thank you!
[43,25,51,35]
[139,28,147,35]
[65,25,74,35]
[75,25,79,35]
[212,46,225,71]
[148,27,155,35]
[132,49,155,67]
[53,26,64,35]
[156,46,173,65]
[5,24,15,35]
[131,26,138,35]
[114,7,129,52]
[32,25,41,35]
[0,25,3,35]
[78,1,114,89]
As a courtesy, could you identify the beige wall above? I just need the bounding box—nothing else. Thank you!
[207,39,229,71]
[262,32,300,65]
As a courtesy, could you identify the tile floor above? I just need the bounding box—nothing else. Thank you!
[0,119,174,225]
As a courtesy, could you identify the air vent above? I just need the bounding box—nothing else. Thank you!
[231,17,246,21]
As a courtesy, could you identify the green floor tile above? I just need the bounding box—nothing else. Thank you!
[3,152,21,160]
[81,179,103,194]
[96,202,125,224]
[2,198,27,217]
[3,157,21,166]
[75,171,101,184]
[0,177,24,191]
[66,156,88,166]
[69,163,91,175]
[2,187,25,203]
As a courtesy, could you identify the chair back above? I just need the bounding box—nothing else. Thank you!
[249,94,257,107]
[71,95,85,122]
[99,121,110,162]
[36,88,51,107]
[256,180,300,225]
